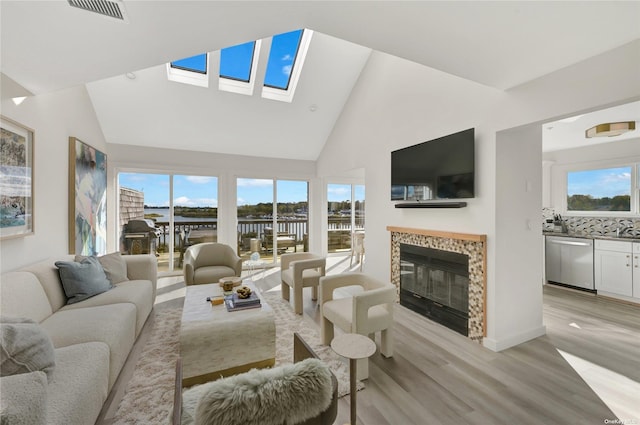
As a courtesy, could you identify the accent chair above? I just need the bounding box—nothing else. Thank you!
[281,252,326,315]
[319,272,395,380]
[183,242,242,285]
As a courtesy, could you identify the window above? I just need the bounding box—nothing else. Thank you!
[262,29,313,103]
[566,165,638,214]
[118,172,218,274]
[171,54,207,74]
[167,53,209,87]
[264,29,303,90]
[219,40,261,96]
[327,183,365,253]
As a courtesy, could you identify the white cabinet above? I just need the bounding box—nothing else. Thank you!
[634,243,640,298]
[594,239,638,299]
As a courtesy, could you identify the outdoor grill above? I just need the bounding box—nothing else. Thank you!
[122,219,159,255]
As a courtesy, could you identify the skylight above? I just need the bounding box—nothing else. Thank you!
[262,29,313,103]
[218,40,261,96]
[171,53,207,74]
[167,53,209,88]
[264,29,303,90]
[220,41,255,82]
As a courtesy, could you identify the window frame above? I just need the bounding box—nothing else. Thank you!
[262,29,313,103]
[218,40,262,96]
[562,159,639,216]
[166,53,209,88]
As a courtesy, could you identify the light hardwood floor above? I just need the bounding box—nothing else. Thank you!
[98,255,640,425]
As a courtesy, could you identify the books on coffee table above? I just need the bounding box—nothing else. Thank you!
[224,292,261,312]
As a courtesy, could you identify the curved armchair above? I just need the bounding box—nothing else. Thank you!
[281,252,326,315]
[320,272,395,380]
[183,243,242,286]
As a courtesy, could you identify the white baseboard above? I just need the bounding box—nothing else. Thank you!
[483,325,546,352]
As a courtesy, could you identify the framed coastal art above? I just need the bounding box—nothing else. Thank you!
[68,137,107,256]
[0,116,34,239]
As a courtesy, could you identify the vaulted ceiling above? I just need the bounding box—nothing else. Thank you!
[2,1,639,159]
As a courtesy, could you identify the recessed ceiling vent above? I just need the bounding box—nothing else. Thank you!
[68,0,128,21]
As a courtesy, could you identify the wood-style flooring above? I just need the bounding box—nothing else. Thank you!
[97,255,640,425]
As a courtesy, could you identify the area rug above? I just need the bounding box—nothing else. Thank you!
[113,291,362,424]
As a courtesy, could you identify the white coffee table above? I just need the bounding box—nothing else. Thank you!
[180,280,275,387]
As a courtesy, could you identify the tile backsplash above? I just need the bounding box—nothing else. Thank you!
[542,208,640,238]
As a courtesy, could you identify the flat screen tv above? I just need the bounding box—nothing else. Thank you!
[391,128,474,201]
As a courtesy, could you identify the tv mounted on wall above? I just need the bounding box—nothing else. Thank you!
[391,128,475,202]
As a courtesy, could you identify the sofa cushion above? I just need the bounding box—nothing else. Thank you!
[40,303,136,390]
[22,256,74,313]
[191,358,332,425]
[0,316,56,381]
[0,370,47,425]
[0,272,53,323]
[55,256,113,304]
[60,280,153,337]
[75,252,128,284]
[47,342,109,425]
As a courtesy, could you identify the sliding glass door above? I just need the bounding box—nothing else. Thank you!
[118,172,218,273]
[237,178,308,264]
[327,183,365,253]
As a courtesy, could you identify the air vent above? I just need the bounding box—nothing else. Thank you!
[68,0,128,21]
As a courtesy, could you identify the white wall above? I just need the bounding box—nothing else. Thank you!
[317,40,640,350]
[0,86,107,272]
[106,144,321,255]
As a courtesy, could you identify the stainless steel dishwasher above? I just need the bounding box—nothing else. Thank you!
[545,236,594,290]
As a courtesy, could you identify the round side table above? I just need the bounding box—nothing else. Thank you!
[244,259,266,281]
[331,333,376,425]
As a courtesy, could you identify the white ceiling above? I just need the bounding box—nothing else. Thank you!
[542,101,640,152]
[2,1,640,159]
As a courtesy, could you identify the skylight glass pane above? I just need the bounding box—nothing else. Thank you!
[220,41,256,83]
[171,53,207,74]
[264,29,303,90]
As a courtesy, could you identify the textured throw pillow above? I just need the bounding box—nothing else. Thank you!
[55,256,113,304]
[75,252,128,284]
[0,316,56,382]
[0,371,47,425]
[194,358,332,425]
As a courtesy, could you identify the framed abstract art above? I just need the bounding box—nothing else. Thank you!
[68,137,107,256]
[0,116,34,239]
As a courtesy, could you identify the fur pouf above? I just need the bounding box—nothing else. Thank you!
[192,358,332,425]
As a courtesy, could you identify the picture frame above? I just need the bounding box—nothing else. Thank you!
[0,116,34,239]
[68,137,107,256]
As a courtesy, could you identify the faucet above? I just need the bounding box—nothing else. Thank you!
[616,225,631,238]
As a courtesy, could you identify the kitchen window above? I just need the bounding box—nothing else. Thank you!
[566,164,639,215]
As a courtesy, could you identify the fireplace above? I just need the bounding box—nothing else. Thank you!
[387,226,486,343]
[400,244,469,336]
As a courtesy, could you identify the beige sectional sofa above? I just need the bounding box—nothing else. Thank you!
[0,254,157,425]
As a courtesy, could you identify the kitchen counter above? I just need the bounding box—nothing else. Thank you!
[543,231,640,243]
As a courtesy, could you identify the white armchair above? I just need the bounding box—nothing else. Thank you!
[320,272,395,380]
[281,253,326,315]
[183,243,242,286]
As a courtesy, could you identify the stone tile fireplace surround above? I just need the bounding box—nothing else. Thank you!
[387,226,487,343]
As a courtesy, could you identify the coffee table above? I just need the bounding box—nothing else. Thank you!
[180,280,276,387]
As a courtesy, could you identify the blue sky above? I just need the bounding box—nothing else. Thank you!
[120,174,317,207]
[567,167,631,198]
[173,29,302,86]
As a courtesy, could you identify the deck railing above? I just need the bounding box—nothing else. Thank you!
[150,217,363,251]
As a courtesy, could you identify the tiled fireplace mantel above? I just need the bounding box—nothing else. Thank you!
[387,226,487,343]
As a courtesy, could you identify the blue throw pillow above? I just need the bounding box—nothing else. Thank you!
[55,256,113,304]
